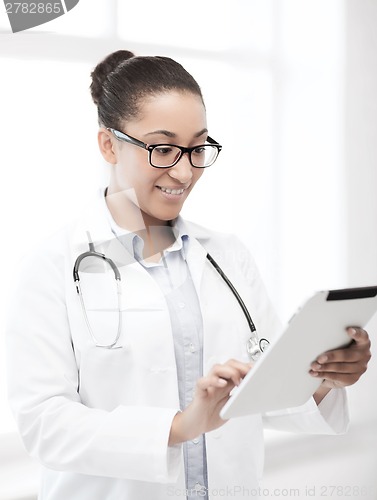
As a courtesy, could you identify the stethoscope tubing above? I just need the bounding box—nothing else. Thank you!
[206,253,257,333]
[73,241,269,356]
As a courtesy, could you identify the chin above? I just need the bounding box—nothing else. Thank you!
[158,210,181,223]
[143,207,181,226]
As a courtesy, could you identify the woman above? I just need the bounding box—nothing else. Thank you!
[7,50,371,500]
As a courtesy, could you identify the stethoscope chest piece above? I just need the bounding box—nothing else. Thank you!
[246,336,270,361]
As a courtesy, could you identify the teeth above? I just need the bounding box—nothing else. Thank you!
[159,187,185,195]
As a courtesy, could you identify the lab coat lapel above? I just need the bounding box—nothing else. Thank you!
[185,223,251,369]
[68,191,180,409]
[70,190,116,262]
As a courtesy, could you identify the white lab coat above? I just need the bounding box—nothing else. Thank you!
[6,190,348,500]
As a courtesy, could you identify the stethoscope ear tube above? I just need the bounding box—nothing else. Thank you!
[73,251,121,284]
[73,247,122,349]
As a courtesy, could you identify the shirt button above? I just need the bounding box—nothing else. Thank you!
[194,483,204,492]
[192,437,200,444]
[189,343,196,353]
[178,302,186,309]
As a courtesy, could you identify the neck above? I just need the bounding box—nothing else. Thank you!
[105,187,176,261]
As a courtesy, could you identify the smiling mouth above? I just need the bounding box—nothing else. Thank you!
[156,186,187,195]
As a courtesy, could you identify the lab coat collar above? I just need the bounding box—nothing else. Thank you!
[175,216,212,243]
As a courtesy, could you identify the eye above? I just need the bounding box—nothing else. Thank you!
[154,146,174,155]
[192,146,206,155]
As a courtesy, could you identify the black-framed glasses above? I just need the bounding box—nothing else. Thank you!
[107,127,222,168]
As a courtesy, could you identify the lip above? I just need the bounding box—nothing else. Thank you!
[155,185,190,200]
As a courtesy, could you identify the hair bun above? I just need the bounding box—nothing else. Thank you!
[90,50,135,105]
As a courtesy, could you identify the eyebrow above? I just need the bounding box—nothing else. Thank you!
[144,128,208,139]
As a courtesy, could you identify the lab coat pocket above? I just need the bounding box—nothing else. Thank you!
[78,306,178,411]
[75,265,178,409]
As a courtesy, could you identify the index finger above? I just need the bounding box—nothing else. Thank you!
[212,359,251,384]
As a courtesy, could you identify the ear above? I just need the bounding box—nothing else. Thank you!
[98,128,118,164]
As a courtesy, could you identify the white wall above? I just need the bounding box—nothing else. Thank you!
[262,2,377,498]
[344,0,377,286]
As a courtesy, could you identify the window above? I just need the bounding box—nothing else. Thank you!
[1,0,346,433]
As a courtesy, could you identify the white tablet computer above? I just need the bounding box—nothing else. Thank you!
[220,286,377,419]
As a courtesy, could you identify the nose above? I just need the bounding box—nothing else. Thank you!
[168,153,193,184]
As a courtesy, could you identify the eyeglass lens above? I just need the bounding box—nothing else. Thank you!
[151,145,218,168]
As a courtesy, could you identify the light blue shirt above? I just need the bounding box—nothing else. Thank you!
[108,214,209,500]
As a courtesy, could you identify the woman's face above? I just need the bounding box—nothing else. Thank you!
[106,91,207,227]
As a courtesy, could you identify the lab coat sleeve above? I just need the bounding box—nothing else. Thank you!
[262,388,349,434]
[6,237,182,482]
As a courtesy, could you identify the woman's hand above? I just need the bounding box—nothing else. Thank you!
[168,359,251,446]
[311,327,372,404]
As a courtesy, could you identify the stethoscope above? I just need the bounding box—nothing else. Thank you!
[73,236,270,360]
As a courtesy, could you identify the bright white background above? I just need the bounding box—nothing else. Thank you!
[0,0,376,499]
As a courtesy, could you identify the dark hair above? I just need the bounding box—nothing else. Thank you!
[90,50,204,129]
